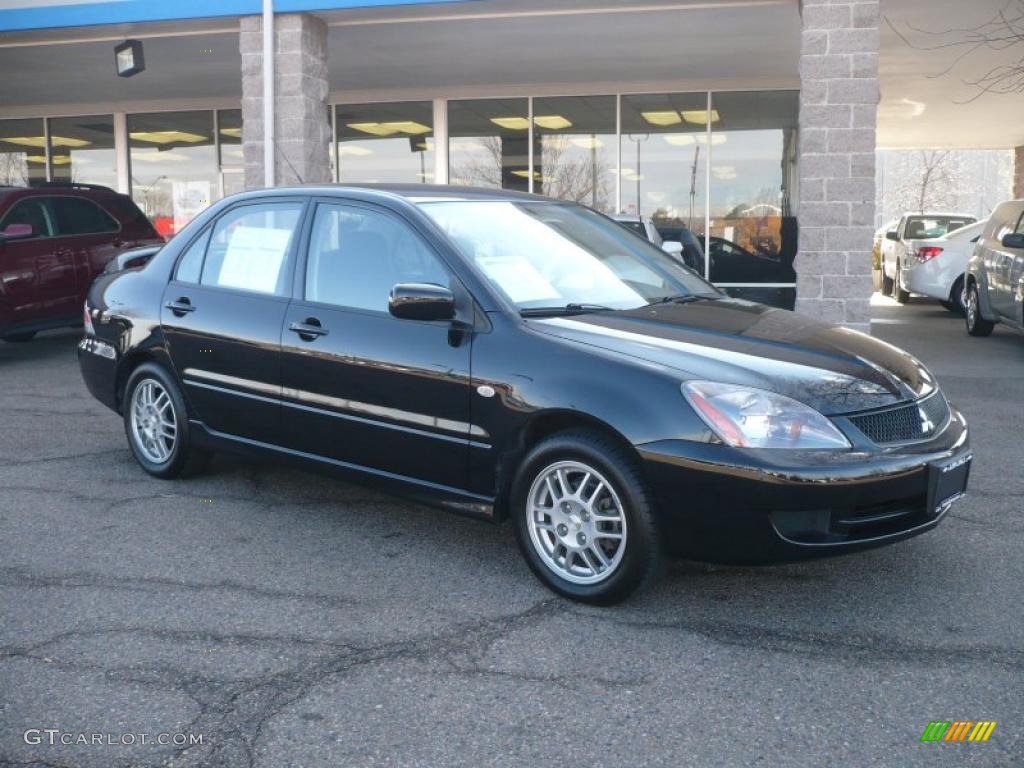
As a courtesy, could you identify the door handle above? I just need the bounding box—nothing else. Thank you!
[165,297,195,316]
[289,318,328,340]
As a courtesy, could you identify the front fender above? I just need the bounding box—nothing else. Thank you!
[966,251,998,321]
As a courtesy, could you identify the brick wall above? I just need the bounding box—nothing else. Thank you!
[241,13,332,189]
[796,0,880,333]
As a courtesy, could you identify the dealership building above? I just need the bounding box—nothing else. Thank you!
[2,0,1022,331]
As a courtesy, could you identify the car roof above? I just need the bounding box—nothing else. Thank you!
[237,183,556,204]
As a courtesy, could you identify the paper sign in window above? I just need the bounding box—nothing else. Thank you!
[216,225,291,293]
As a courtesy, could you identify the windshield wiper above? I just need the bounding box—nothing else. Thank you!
[643,294,717,307]
[520,303,617,317]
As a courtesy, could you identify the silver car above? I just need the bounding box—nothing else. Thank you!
[965,199,1024,336]
[611,214,684,259]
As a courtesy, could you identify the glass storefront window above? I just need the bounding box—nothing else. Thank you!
[533,95,616,213]
[0,118,47,186]
[217,109,245,198]
[620,93,708,240]
[707,91,798,299]
[335,101,434,184]
[129,110,217,237]
[448,98,530,191]
[48,115,116,189]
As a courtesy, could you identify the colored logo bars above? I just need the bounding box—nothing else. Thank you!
[920,721,997,742]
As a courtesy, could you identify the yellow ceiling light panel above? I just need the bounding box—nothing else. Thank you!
[336,145,374,157]
[490,117,530,131]
[219,127,242,138]
[3,135,91,148]
[130,130,207,144]
[533,115,572,130]
[662,134,696,146]
[641,110,682,127]
[681,109,720,125]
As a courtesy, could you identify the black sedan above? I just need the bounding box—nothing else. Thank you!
[78,185,972,604]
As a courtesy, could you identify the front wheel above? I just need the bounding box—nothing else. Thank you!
[892,259,910,303]
[964,281,995,337]
[880,267,894,296]
[512,429,663,605]
[123,362,210,478]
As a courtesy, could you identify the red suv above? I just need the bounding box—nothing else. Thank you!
[0,183,163,342]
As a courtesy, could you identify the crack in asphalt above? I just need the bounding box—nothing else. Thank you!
[0,567,361,618]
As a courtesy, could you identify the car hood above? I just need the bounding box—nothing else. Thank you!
[527,298,936,415]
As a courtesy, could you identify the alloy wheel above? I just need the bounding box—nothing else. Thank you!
[526,460,628,585]
[129,378,177,464]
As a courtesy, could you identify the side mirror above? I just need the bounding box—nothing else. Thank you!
[885,230,899,241]
[389,282,456,321]
[0,223,34,241]
[1001,232,1024,250]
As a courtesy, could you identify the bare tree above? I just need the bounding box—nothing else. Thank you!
[889,150,958,213]
[886,1,1024,101]
[450,134,613,210]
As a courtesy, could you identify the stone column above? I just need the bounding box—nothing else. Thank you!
[240,13,331,189]
[1014,146,1024,200]
[795,0,880,333]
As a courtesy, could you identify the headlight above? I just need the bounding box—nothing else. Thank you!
[681,381,852,450]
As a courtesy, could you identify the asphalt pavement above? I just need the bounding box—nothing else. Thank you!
[1,296,1021,768]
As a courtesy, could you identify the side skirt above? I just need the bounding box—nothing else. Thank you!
[189,420,496,521]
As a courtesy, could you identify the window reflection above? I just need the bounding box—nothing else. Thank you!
[0,118,47,186]
[48,115,116,188]
[533,96,616,213]
[217,109,244,198]
[448,98,530,191]
[129,111,217,237]
[335,102,434,184]
[707,91,798,302]
[620,93,708,246]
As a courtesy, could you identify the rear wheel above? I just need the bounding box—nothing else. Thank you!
[123,362,210,478]
[942,275,966,314]
[1,331,36,343]
[964,281,995,337]
[892,259,910,303]
[512,429,663,604]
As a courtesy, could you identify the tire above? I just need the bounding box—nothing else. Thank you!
[880,266,894,296]
[943,275,966,315]
[122,362,211,479]
[1,331,36,343]
[512,428,663,605]
[964,281,995,337]
[892,259,910,303]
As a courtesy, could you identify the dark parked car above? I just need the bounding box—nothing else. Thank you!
[0,183,163,342]
[79,185,971,604]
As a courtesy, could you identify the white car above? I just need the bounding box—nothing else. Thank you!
[612,214,684,259]
[880,212,977,303]
[898,220,986,313]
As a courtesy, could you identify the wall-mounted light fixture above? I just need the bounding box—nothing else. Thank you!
[115,40,145,78]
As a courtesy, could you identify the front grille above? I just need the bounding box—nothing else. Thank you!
[847,390,949,445]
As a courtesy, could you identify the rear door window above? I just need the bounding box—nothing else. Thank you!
[0,198,53,237]
[200,202,304,295]
[50,196,119,235]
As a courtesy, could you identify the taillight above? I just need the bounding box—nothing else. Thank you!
[916,246,944,262]
[83,303,95,336]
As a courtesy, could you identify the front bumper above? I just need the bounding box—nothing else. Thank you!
[636,405,970,564]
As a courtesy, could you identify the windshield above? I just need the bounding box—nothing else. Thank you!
[418,201,717,311]
[905,215,976,239]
